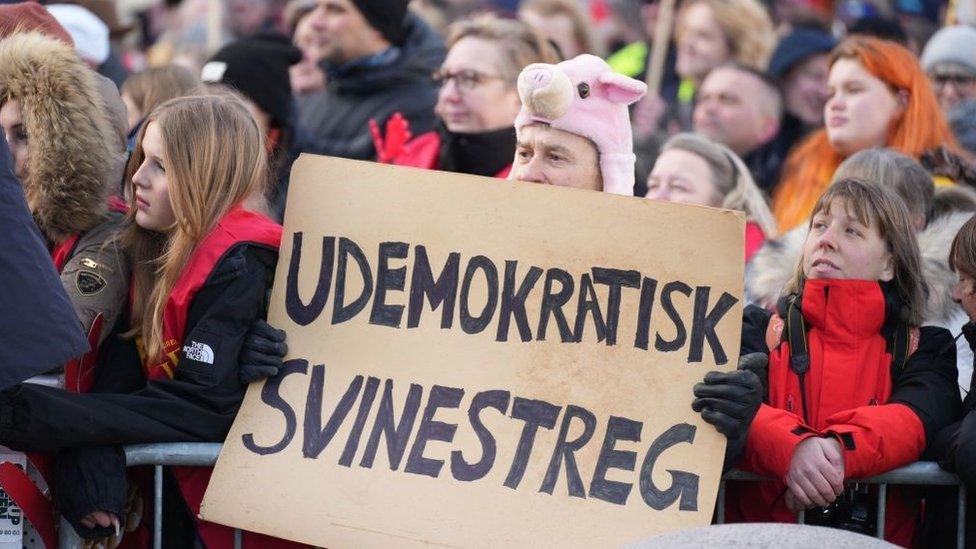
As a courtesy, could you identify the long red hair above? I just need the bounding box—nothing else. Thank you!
[772,36,958,231]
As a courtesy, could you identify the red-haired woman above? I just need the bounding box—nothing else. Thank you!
[773,37,961,232]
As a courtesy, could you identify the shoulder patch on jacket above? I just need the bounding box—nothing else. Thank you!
[76,270,107,295]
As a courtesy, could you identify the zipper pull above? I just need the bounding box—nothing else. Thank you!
[786,394,794,413]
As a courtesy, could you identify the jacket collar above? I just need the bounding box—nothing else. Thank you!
[791,279,904,341]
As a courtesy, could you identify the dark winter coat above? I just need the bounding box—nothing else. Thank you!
[0,243,277,545]
[0,129,87,387]
[292,13,445,162]
[926,322,976,548]
[388,127,513,178]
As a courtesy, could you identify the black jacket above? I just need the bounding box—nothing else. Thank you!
[0,243,277,451]
[292,13,445,162]
[0,244,276,541]
[922,323,975,548]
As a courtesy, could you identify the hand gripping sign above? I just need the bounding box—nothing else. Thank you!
[201,155,745,547]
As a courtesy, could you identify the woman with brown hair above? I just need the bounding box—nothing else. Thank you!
[929,214,976,547]
[728,179,960,545]
[773,36,962,231]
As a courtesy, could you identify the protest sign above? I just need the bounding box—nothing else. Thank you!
[201,154,745,547]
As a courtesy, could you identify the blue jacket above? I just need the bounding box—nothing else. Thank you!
[0,131,87,387]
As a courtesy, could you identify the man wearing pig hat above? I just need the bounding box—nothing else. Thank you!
[509,54,764,473]
[510,54,647,195]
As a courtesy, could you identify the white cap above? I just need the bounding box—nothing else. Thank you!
[46,4,110,65]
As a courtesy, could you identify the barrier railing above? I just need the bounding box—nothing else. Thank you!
[716,462,967,549]
[54,443,968,548]
[123,443,239,549]
[55,443,233,549]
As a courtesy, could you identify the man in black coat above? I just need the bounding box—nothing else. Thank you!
[0,127,88,388]
[292,0,445,162]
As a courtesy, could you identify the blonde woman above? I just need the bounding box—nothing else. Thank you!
[634,0,774,137]
[120,65,200,142]
[645,132,777,261]
[0,93,292,548]
[675,0,775,84]
[376,13,559,178]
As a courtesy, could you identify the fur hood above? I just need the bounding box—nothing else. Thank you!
[746,209,973,325]
[0,32,114,243]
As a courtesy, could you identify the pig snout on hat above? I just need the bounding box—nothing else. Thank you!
[513,54,648,195]
[517,63,574,120]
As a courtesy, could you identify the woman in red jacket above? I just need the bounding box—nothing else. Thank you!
[727,179,961,546]
[374,13,558,178]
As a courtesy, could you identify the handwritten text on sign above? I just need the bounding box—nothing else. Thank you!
[201,155,745,547]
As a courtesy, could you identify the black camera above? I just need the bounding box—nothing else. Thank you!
[805,483,878,536]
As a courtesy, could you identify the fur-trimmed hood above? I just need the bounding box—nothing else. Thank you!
[0,32,114,243]
[746,209,973,325]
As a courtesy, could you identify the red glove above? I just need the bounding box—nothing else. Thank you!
[370,112,412,163]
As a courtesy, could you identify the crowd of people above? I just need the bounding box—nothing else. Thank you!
[3,0,976,546]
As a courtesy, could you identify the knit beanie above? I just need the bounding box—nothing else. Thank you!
[201,33,302,127]
[0,1,73,45]
[512,54,647,196]
[351,0,409,46]
[920,25,976,75]
[767,27,836,80]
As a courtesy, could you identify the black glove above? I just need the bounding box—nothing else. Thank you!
[735,351,769,401]
[691,363,763,440]
[238,319,288,384]
[55,446,126,539]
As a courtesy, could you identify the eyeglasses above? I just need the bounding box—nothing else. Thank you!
[931,72,976,90]
[432,69,506,91]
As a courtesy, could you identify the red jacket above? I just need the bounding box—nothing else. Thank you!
[390,131,512,178]
[728,279,960,546]
[146,206,301,549]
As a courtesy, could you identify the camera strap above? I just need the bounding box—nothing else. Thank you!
[782,292,915,425]
[785,295,811,423]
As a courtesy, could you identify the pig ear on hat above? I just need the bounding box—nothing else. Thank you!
[597,72,648,105]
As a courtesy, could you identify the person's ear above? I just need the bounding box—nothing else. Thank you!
[880,253,895,282]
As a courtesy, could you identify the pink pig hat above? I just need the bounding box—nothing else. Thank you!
[513,54,647,195]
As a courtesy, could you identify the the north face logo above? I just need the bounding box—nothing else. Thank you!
[183,341,215,365]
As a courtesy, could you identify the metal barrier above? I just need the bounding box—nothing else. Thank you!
[122,443,241,549]
[716,462,967,549]
[55,443,968,548]
[54,443,236,549]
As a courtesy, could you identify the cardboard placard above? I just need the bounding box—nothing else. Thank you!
[201,155,745,547]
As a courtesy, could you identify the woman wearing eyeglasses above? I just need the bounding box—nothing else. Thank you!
[920,25,976,115]
[373,13,558,178]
